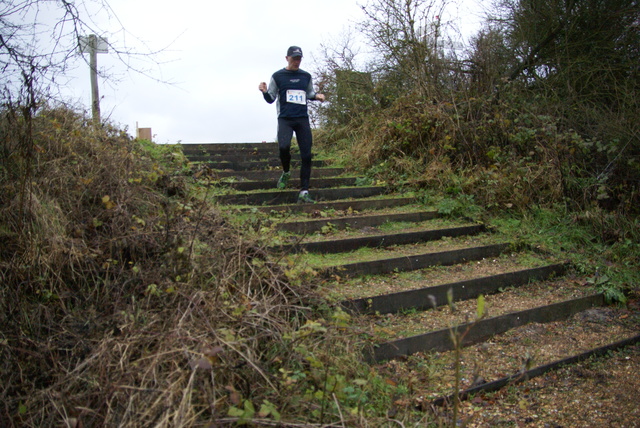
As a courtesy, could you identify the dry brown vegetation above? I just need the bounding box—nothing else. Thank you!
[0,107,332,426]
[2,0,638,425]
[317,90,637,217]
[313,0,639,217]
[1,105,638,427]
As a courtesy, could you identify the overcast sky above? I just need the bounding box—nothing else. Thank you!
[63,0,485,144]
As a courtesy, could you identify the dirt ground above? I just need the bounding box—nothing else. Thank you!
[451,294,640,427]
[375,295,640,427]
[453,342,640,427]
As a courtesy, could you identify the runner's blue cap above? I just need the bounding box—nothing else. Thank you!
[287,46,303,57]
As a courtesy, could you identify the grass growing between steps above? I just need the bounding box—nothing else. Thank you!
[489,206,640,304]
[274,218,474,244]
[219,203,433,230]
[295,233,505,269]
[213,161,639,426]
[217,193,415,211]
[5,108,639,426]
[267,202,433,223]
[322,252,560,301]
[357,276,597,341]
[0,112,421,427]
[375,308,639,402]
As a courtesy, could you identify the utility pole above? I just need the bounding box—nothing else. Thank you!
[79,35,108,124]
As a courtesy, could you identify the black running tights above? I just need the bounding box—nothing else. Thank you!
[277,117,313,191]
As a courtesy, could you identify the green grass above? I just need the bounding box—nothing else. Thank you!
[489,205,640,302]
[296,233,504,269]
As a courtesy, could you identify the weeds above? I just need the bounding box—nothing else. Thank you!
[1,105,427,427]
[491,206,640,303]
[0,106,335,426]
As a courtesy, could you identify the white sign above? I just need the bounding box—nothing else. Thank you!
[286,89,306,105]
[79,36,109,54]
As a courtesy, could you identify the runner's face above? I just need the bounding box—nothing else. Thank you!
[286,55,302,70]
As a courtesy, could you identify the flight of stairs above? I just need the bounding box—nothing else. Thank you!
[183,142,640,407]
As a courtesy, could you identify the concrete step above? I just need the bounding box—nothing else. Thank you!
[431,333,640,407]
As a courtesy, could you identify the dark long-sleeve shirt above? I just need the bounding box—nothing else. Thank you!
[262,68,317,118]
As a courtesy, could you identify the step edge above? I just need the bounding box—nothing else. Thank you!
[342,262,567,314]
[430,332,640,407]
[367,293,606,362]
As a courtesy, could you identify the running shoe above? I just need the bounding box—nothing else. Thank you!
[297,191,315,204]
[277,171,291,189]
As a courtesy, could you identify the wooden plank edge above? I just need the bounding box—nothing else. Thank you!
[247,198,416,213]
[276,223,480,254]
[275,210,442,234]
[325,243,511,279]
[430,333,640,407]
[342,263,567,314]
[367,293,605,362]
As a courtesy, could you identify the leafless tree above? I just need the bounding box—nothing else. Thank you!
[1,0,171,222]
[1,0,170,112]
[357,0,452,99]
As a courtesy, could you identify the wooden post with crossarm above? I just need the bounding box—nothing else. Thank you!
[79,35,108,124]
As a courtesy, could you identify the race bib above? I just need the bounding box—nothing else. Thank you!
[286,90,306,105]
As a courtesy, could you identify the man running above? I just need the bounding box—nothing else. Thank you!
[258,46,325,203]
